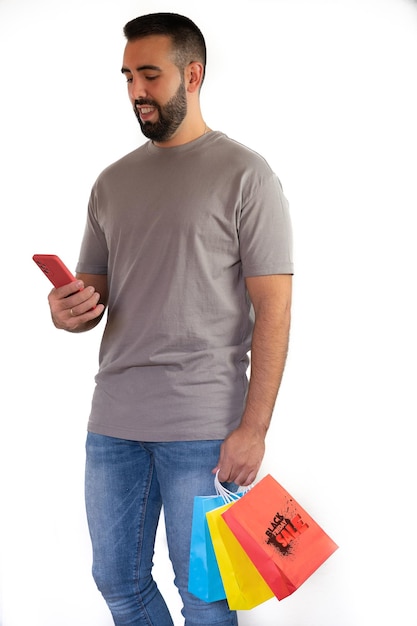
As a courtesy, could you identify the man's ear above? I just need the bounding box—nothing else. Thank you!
[185,62,204,93]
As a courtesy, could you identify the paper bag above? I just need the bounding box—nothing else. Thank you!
[222,474,338,600]
[206,501,275,610]
[188,494,228,602]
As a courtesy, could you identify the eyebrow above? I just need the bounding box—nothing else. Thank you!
[121,64,162,74]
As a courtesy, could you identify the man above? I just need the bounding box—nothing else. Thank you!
[48,12,293,626]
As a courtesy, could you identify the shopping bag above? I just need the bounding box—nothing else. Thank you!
[206,501,275,610]
[188,473,245,602]
[188,493,229,602]
[222,474,338,600]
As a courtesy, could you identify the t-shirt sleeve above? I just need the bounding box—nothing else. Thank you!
[238,172,294,277]
[75,183,108,275]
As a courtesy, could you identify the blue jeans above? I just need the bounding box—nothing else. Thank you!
[85,433,239,626]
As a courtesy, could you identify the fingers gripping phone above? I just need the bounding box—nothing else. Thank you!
[32,254,77,288]
[33,254,98,312]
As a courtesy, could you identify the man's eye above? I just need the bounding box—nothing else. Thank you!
[126,77,133,83]
[145,76,158,81]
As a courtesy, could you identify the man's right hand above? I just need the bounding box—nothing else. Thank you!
[48,280,105,332]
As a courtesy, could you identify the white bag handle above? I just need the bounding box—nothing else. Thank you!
[214,470,252,503]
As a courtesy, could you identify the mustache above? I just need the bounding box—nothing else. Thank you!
[134,98,158,108]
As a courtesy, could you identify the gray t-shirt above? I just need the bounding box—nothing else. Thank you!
[76,131,293,441]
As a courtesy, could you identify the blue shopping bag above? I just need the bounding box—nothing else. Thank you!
[188,493,228,602]
[188,473,247,602]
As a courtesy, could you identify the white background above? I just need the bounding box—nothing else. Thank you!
[1,0,416,624]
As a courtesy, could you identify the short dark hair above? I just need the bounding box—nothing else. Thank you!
[123,13,206,78]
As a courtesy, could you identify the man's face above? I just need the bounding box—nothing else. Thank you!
[122,35,187,143]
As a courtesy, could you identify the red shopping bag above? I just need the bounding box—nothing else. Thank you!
[222,474,338,600]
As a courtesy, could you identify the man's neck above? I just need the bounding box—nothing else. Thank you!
[153,118,209,148]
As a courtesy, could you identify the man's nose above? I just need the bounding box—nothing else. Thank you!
[129,78,148,101]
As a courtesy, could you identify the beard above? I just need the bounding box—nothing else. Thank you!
[134,79,187,142]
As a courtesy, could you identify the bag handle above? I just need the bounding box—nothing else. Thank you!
[214,470,252,503]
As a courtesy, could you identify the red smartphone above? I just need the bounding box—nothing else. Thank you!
[32,254,76,288]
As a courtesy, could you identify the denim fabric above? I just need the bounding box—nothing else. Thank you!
[85,433,239,626]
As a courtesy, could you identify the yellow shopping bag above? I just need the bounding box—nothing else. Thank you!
[206,501,275,610]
